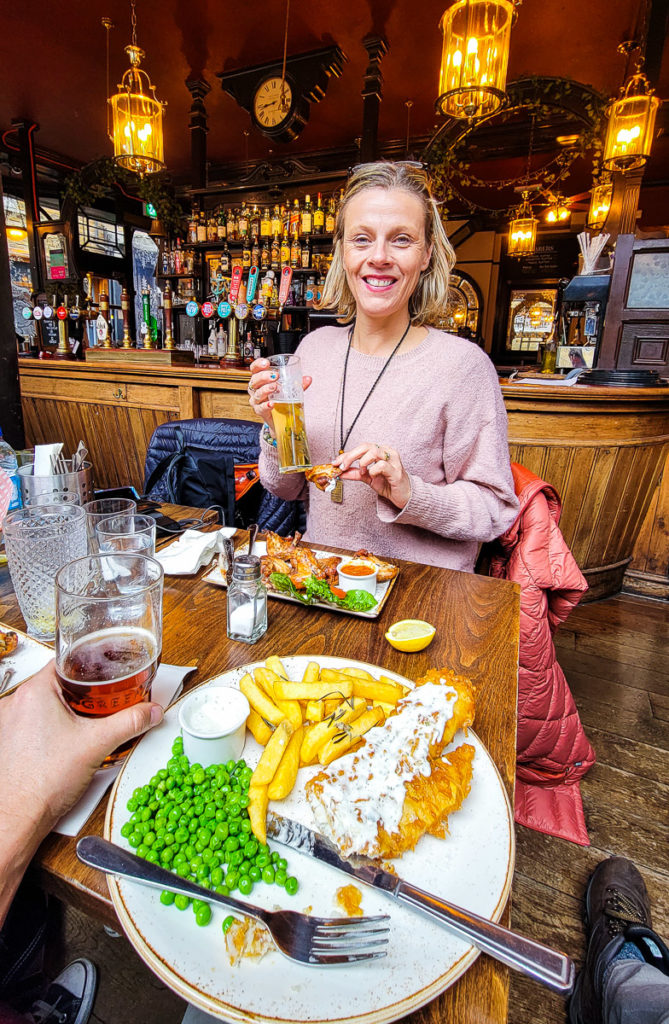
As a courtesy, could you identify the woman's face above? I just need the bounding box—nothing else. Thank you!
[341,187,432,323]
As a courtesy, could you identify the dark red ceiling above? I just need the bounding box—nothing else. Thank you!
[1,0,667,181]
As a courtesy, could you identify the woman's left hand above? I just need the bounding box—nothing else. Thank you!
[336,443,411,509]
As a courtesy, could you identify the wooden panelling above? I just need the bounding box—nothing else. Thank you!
[199,389,256,421]
[504,382,669,600]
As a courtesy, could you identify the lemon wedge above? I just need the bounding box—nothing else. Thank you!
[385,619,436,652]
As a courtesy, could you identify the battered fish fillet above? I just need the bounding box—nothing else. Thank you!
[306,669,476,859]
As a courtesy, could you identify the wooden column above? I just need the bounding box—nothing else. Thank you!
[605,167,645,240]
[0,176,25,448]
[360,35,388,163]
[186,78,211,189]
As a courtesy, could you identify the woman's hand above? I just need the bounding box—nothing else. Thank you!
[247,358,312,435]
[336,443,411,509]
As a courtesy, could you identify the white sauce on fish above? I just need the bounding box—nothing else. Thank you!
[307,680,457,856]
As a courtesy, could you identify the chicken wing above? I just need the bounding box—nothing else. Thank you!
[0,630,18,660]
[352,549,398,582]
[265,531,302,557]
[305,464,342,493]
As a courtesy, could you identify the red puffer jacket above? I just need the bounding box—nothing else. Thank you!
[489,464,596,846]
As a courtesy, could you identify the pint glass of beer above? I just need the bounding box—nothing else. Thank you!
[55,553,163,765]
[268,354,313,474]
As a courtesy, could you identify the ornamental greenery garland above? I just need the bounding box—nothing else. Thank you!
[425,77,608,218]
[62,157,186,236]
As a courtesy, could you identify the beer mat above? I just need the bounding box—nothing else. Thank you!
[54,663,197,836]
[155,527,237,576]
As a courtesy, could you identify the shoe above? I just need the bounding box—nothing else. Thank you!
[569,857,651,1024]
[26,959,97,1024]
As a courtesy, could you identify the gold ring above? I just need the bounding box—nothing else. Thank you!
[247,382,256,397]
[383,450,391,461]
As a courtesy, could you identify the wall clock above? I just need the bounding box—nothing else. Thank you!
[218,46,346,145]
[250,74,309,141]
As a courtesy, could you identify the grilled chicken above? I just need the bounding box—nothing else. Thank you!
[0,630,18,660]
[352,549,399,582]
[305,464,342,492]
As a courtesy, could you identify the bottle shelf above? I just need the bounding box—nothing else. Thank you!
[189,235,333,250]
[156,273,199,280]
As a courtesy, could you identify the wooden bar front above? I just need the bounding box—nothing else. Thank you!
[502,381,669,601]
[17,361,669,600]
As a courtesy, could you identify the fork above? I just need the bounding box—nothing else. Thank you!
[77,836,389,966]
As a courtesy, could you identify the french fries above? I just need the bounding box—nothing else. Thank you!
[247,784,269,845]
[252,720,294,785]
[318,707,385,765]
[247,708,273,746]
[253,667,303,730]
[300,697,367,765]
[239,673,285,726]
[267,726,303,800]
[274,678,354,701]
[241,656,411,843]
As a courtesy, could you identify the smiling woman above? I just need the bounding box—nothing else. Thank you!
[248,160,519,573]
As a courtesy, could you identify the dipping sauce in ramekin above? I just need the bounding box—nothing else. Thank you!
[178,686,250,767]
[338,559,378,594]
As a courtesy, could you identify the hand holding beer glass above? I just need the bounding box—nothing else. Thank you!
[267,354,313,473]
[55,553,163,765]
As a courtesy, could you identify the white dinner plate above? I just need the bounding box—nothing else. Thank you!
[202,542,398,619]
[0,623,53,697]
[105,655,514,1024]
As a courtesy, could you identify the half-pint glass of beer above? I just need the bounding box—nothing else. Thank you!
[55,553,164,765]
[268,354,313,473]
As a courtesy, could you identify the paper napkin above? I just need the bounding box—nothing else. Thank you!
[33,443,63,476]
[54,662,197,836]
[155,527,236,576]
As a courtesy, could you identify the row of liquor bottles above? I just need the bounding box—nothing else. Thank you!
[186,191,342,245]
[162,233,331,277]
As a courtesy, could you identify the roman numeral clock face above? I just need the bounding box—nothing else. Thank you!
[252,76,294,131]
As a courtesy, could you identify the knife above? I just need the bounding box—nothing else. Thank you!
[266,813,575,996]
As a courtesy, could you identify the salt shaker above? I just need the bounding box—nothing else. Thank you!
[226,555,267,644]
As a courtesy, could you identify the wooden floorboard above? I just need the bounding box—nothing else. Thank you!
[36,594,669,1024]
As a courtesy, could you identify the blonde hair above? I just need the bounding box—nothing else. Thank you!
[316,161,455,325]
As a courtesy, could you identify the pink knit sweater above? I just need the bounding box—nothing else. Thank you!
[258,326,519,572]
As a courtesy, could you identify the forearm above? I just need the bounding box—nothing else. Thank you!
[377,473,518,542]
[0,802,52,927]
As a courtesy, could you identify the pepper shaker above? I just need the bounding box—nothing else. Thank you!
[227,555,267,644]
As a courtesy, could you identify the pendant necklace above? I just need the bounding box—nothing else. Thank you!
[331,320,411,503]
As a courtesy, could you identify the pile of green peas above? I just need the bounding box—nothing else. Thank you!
[120,735,298,932]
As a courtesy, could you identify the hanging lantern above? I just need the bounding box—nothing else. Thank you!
[545,195,570,223]
[603,70,659,172]
[508,192,537,256]
[109,43,165,175]
[588,178,613,231]
[436,0,515,120]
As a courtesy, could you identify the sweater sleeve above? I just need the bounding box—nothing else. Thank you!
[376,350,519,542]
[257,427,309,503]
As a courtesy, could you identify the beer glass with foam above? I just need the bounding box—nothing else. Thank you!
[55,553,163,764]
[268,354,313,473]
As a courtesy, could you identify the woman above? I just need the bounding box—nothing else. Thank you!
[248,161,518,572]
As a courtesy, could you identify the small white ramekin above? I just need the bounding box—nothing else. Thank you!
[178,686,250,768]
[337,558,379,595]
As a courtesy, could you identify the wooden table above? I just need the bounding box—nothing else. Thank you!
[0,511,520,1024]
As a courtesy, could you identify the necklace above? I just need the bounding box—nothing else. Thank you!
[330,320,411,503]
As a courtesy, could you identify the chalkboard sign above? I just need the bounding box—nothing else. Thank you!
[38,318,60,348]
[505,236,577,280]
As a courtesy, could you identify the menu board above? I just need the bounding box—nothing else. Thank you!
[507,237,578,280]
[38,317,59,348]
